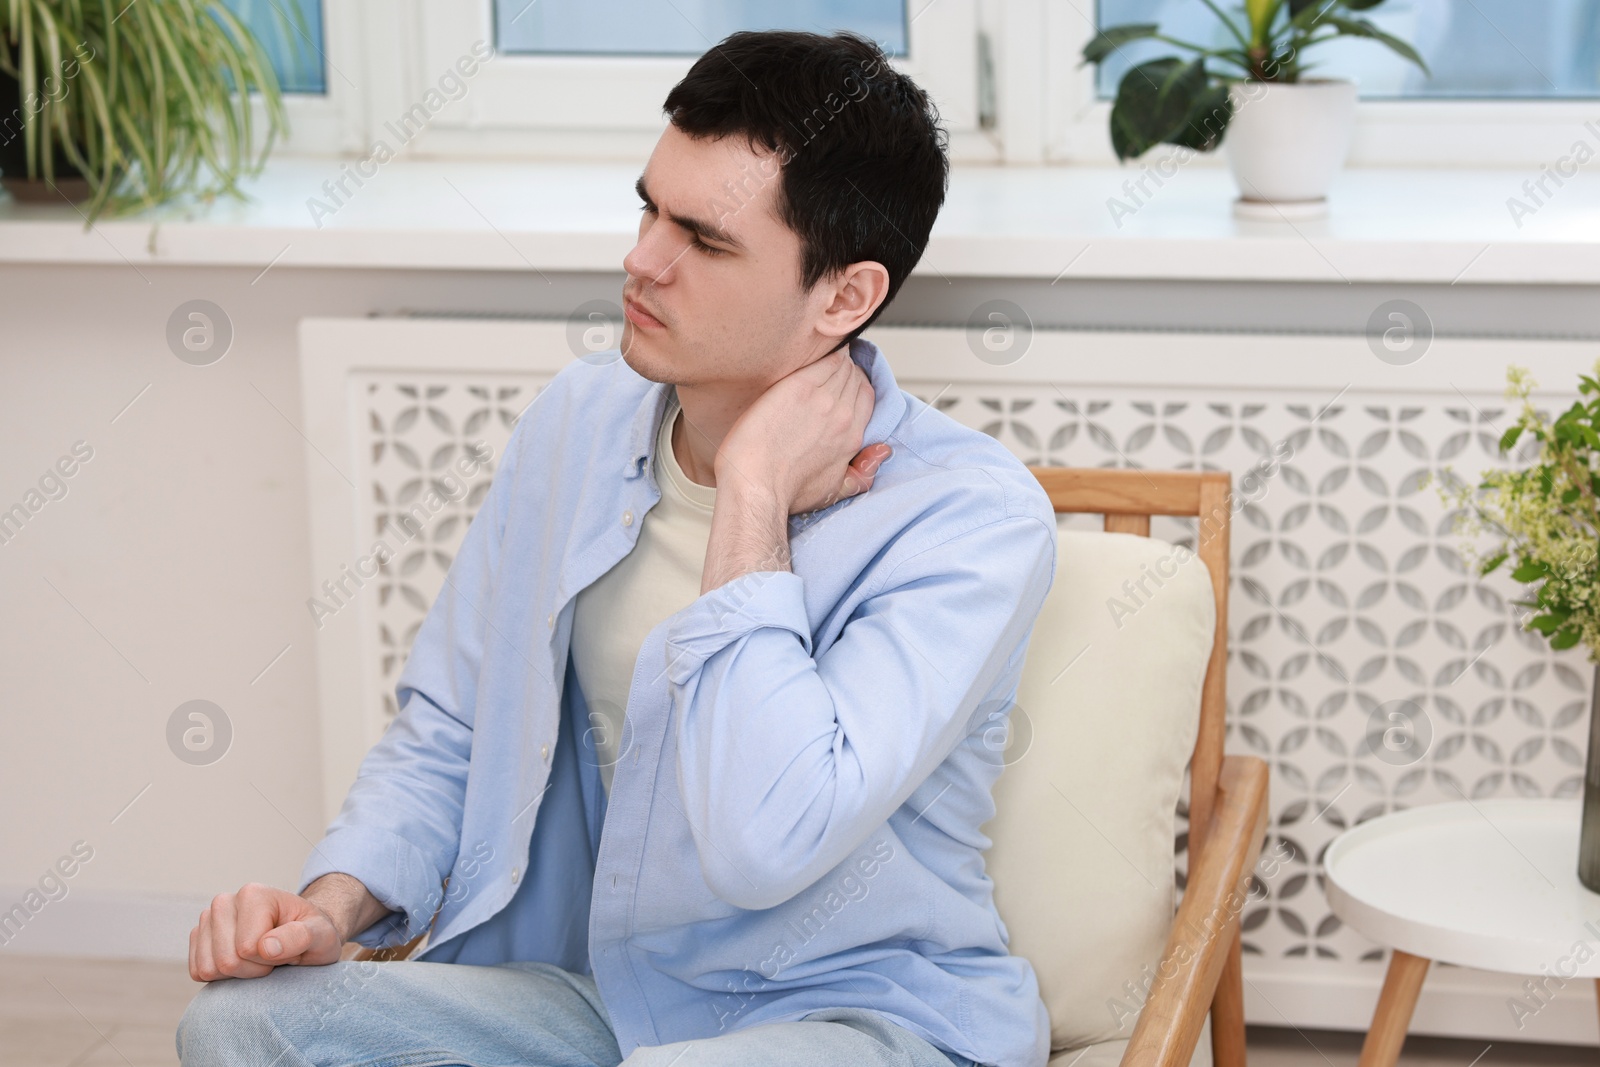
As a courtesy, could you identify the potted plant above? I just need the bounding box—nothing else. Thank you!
[1435,362,1600,894]
[0,0,305,222]
[1082,0,1428,218]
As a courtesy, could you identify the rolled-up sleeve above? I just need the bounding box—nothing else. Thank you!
[296,393,538,949]
[664,511,1056,911]
[294,690,477,949]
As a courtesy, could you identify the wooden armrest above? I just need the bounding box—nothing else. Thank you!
[1120,754,1270,1067]
[347,928,430,963]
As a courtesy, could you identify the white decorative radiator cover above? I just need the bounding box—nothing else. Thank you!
[299,317,1600,1046]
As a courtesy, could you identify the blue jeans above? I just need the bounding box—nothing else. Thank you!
[176,958,980,1067]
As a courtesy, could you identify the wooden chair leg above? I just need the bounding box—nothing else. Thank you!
[1356,950,1431,1067]
[1210,927,1247,1067]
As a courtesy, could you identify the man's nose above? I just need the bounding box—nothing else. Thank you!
[623,222,688,286]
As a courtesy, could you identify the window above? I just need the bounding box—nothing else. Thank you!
[229,0,365,154]
[1043,0,1600,164]
[223,0,1593,167]
[403,0,991,161]
[1093,0,1600,99]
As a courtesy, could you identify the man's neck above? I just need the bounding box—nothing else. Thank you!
[669,343,862,491]
[670,382,763,490]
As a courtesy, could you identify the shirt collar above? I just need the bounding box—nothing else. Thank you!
[852,336,910,448]
[624,378,674,479]
[622,336,907,480]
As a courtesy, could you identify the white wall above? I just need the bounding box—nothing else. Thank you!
[0,262,605,959]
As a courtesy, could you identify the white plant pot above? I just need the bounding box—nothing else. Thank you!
[1223,79,1358,219]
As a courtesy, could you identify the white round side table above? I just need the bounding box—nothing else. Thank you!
[1324,797,1600,1067]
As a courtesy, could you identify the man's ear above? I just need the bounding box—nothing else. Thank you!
[815,261,890,342]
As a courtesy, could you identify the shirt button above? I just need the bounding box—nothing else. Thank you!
[541,742,550,762]
[511,868,519,883]
[622,509,634,526]
[547,612,555,629]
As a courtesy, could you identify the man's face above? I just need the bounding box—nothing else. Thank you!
[620,123,820,388]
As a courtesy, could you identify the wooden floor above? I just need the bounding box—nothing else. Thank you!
[1242,1026,1594,1067]
[1,955,200,1067]
[0,953,1594,1067]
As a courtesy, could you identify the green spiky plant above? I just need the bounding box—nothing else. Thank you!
[1082,0,1429,161]
[0,0,308,221]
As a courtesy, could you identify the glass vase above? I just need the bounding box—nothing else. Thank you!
[1582,660,1600,893]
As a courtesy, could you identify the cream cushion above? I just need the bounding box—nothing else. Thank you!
[985,526,1218,1067]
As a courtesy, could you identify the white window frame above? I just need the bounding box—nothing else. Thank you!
[365,0,1000,162]
[1041,1,1600,168]
[239,0,370,156]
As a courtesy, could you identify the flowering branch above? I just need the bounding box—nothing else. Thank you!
[1434,361,1600,659]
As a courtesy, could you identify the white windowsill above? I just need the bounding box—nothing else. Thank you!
[1,157,1596,284]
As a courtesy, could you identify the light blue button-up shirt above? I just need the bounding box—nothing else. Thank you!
[298,336,1058,1067]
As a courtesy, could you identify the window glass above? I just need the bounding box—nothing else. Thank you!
[494,0,908,57]
[221,0,325,95]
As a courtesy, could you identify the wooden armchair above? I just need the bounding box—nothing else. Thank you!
[981,467,1268,1067]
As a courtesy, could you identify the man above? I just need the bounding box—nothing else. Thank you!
[178,28,1057,1067]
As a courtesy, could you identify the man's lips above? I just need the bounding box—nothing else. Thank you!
[624,297,665,329]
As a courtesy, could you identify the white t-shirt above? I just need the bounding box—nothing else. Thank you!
[571,388,716,796]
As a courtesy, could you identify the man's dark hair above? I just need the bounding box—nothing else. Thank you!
[662,30,950,348]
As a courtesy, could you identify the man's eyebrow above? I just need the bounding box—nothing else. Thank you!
[634,175,746,252]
